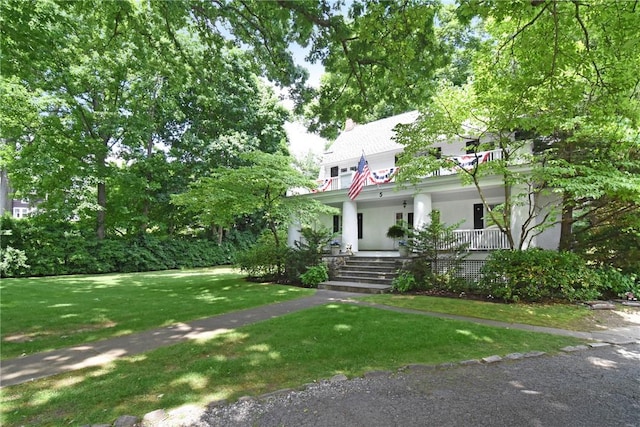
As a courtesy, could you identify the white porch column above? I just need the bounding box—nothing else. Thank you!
[287,221,301,248]
[413,193,432,230]
[342,200,359,252]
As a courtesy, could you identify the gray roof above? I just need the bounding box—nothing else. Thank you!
[322,111,420,164]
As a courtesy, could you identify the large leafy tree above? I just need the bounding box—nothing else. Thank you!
[2,0,189,238]
[299,0,449,138]
[1,0,294,238]
[396,0,640,257]
[172,152,336,273]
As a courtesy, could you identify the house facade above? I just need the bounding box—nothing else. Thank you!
[289,111,560,254]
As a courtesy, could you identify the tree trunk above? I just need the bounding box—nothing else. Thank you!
[0,168,12,216]
[97,181,106,240]
[558,193,573,251]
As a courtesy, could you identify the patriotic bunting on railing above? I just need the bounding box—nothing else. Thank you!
[369,167,399,185]
[314,178,333,193]
[314,150,494,193]
[453,151,491,169]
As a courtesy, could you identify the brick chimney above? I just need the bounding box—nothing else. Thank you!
[344,118,356,132]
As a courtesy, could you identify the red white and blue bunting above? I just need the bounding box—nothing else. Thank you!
[369,167,399,185]
[314,178,333,192]
[452,152,491,169]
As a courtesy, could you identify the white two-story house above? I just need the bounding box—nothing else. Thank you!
[288,111,560,255]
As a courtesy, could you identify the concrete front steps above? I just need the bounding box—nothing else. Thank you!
[319,281,392,294]
[319,255,401,294]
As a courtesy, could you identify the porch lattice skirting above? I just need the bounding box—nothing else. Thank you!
[429,259,487,282]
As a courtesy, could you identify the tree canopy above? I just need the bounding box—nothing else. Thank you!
[2,0,638,272]
[172,151,336,247]
[394,0,640,261]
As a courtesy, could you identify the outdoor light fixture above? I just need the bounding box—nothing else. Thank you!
[402,200,407,209]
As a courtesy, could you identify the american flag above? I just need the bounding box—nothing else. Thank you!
[348,153,371,200]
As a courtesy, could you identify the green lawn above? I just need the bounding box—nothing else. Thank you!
[359,294,597,330]
[0,268,314,359]
[0,303,585,427]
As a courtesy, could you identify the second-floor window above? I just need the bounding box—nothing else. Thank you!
[466,139,480,154]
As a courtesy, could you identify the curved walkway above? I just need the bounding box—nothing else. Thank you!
[1,290,639,387]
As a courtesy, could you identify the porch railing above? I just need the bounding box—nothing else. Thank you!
[453,228,510,251]
[315,149,505,193]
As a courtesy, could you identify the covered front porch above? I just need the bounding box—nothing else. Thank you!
[329,227,510,254]
[292,178,518,253]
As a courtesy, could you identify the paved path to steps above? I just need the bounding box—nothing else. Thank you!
[2,289,639,387]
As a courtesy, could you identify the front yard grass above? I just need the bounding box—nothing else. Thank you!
[0,303,585,427]
[0,268,314,359]
[359,294,599,330]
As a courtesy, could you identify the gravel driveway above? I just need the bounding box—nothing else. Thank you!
[193,343,640,427]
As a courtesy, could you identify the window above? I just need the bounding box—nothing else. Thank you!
[466,139,480,154]
[13,207,30,219]
[333,215,341,233]
[395,212,403,223]
[416,147,442,159]
[473,203,484,229]
[357,213,363,239]
[407,212,414,228]
[330,166,339,177]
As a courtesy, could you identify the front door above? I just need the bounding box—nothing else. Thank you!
[473,203,484,229]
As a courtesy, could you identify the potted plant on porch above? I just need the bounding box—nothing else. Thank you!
[386,223,408,256]
[398,239,410,257]
[329,240,341,255]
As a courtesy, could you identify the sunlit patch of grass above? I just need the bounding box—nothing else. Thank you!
[360,294,595,330]
[1,268,314,359]
[455,329,494,343]
[170,373,209,390]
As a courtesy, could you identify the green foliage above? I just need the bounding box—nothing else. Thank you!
[593,267,639,300]
[386,224,406,239]
[237,225,335,285]
[235,231,290,282]
[399,210,469,292]
[395,2,640,252]
[391,271,417,293]
[479,250,602,303]
[303,0,446,138]
[300,263,329,288]
[0,216,235,277]
[571,199,640,274]
[0,246,28,277]
[2,0,296,239]
[173,152,335,243]
[278,226,334,285]
[297,226,333,260]
[408,211,468,260]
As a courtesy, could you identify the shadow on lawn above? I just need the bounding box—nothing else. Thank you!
[1,303,586,427]
[1,270,309,360]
